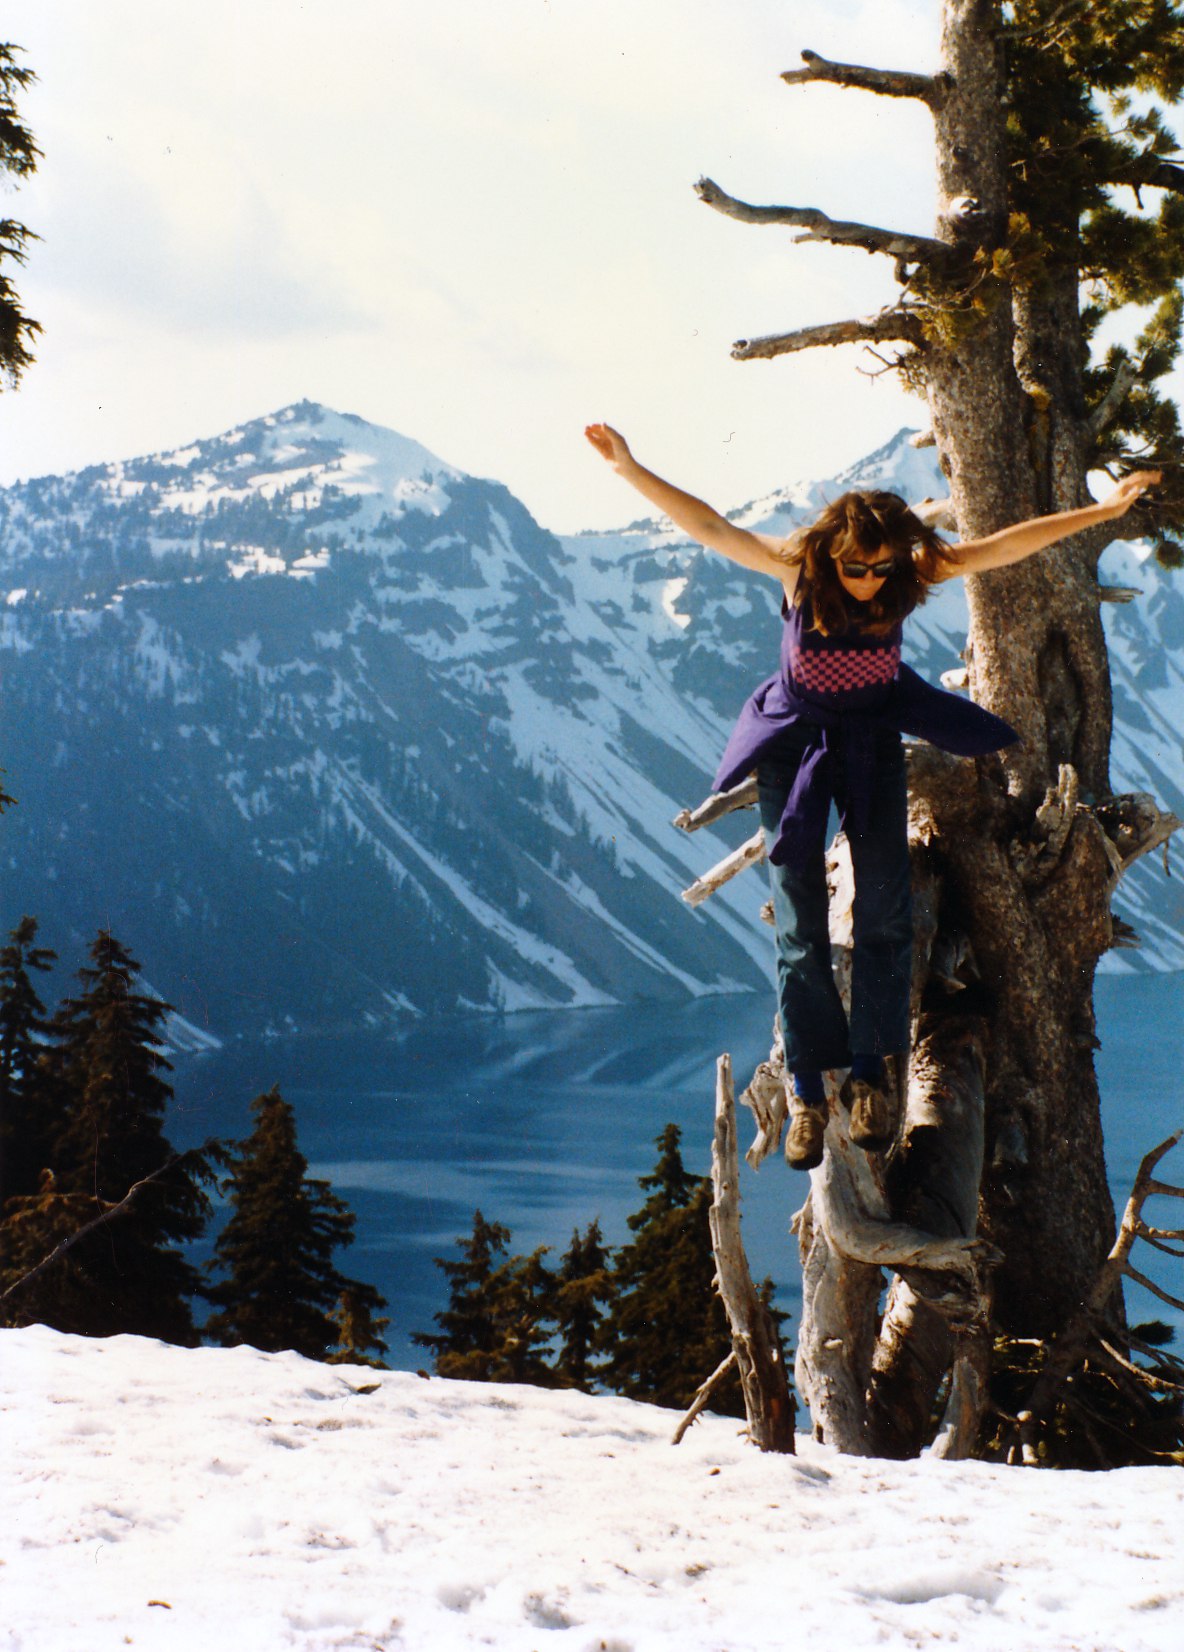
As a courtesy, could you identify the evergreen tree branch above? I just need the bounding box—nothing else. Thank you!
[694,178,953,266]
[1106,156,1184,196]
[730,309,924,362]
[780,48,950,108]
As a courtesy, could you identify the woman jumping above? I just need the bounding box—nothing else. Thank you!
[585,421,1158,1170]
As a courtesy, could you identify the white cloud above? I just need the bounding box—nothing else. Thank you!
[0,0,946,527]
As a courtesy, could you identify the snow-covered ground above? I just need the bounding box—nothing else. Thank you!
[4,1328,1182,1652]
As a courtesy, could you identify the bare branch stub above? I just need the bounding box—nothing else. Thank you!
[781,48,951,109]
[673,776,759,833]
[694,177,953,268]
[680,829,765,907]
[731,311,923,364]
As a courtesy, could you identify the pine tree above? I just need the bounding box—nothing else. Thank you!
[413,1210,558,1384]
[413,1209,512,1376]
[0,44,40,385]
[327,1285,390,1371]
[0,915,57,1206]
[1,932,213,1343]
[205,1085,388,1364]
[554,1219,614,1392]
[601,1125,740,1414]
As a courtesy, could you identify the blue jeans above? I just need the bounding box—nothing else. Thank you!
[758,726,912,1071]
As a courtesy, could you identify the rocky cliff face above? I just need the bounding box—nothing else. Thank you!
[1,402,1178,1039]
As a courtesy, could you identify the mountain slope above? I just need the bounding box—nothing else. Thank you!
[1,407,1179,1040]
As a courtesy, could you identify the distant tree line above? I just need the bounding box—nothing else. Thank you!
[414,1122,787,1416]
[0,917,388,1366]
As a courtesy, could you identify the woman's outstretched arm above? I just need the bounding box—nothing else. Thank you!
[941,470,1161,578]
[585,423,796,587]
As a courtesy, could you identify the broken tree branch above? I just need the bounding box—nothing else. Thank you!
[681,829,765,907]
[694,177,953,266]
[0,1154,192,1309]
[731,310,923,363]
[673,775,759,832]
[671,1350,738,1445]
[1094,793,1182,876]
[780,48,950,108]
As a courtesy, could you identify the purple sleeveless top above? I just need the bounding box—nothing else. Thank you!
[714,596,1017,864]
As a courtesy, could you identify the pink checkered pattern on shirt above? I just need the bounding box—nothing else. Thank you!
[790,643,901,697]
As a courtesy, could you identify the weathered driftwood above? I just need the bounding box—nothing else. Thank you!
[706,1054,796,1452]
[680,829,765,907]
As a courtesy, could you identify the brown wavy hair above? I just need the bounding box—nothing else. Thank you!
[784,489,954,636]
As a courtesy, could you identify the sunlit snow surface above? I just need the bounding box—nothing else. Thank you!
[4,1328,1183,1652]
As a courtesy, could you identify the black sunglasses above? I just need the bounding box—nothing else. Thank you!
[839,558,895,581]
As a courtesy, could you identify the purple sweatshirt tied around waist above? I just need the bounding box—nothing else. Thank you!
[713,599,1018,864]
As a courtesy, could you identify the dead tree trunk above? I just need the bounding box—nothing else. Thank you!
[706,1054,796,1452]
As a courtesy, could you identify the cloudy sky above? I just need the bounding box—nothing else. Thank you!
[2,1,951,530]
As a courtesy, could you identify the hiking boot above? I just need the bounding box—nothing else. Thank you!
[785,1103,827,1171]
[849,1079,897,1152]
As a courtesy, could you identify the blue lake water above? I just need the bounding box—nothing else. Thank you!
[171,973,1184,1369]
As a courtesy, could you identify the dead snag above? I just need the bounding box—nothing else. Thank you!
[707,1054,796,1452]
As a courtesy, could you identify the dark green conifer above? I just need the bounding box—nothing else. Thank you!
[414,1210,558,1384]
[205,1085,388,1364]
[0,44,40,385]
[1,932,213,1343]
[0,915,57,1205]
[554,1219,614,1392]
[601,1124,738,1413]
[327,1285,390,1370]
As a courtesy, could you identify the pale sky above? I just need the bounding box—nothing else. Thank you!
[1,2,959,531]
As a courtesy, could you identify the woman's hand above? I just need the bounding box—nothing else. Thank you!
[1097,469,1161,520]
[584,423,633,470]
[580,421,795,587]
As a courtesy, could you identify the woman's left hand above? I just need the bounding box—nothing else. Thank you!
[1099,469,1161,518]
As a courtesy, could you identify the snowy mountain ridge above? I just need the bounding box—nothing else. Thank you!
[1,403,1180,1039]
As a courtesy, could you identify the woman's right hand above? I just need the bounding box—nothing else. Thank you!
[584,423,633,469]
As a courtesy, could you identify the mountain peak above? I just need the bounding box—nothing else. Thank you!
[120,401,464,510]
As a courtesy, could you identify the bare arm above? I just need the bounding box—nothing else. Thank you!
[941,470,1161,578]
[585,423,797,591]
